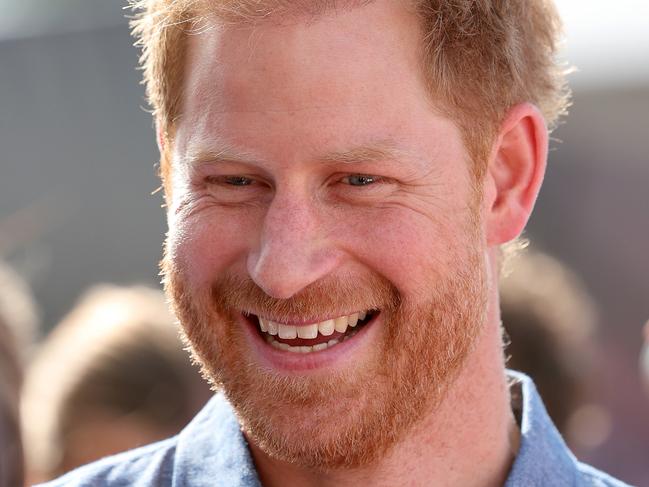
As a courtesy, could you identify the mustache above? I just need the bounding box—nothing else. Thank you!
[208,272,401,323]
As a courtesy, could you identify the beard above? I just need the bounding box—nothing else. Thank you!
[162,220,487,470]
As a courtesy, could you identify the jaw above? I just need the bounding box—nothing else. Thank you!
[165,243,490,471]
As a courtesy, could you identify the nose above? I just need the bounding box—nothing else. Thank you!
[247,190,342,299]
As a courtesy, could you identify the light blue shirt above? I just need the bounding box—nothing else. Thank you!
[39,372,633,486]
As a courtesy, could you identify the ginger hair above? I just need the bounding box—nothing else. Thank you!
[130,0,570,187]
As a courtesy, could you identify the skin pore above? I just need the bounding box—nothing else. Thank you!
[162,1,547,486]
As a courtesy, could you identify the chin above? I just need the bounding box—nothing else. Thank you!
[165,249,488,470]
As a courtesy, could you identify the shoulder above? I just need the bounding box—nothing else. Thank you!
[505,372,636,487]
[35,394,261,487]
[35,437,178,487]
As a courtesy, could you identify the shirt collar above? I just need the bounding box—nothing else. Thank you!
[174,393,262,487]
[173,372,578,486]
[505,370,578,486]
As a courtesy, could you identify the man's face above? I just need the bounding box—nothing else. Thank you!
[164,0,489,469]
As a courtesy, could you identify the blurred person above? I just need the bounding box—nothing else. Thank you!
[21,285,212,483]
[500,249,600,444]
[641,320,649,397]
[0,261,39,363]
[0,261,40,487]
[0,320,23,487]
[41,1,631,486]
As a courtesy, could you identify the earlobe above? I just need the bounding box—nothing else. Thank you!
[485,103,548,246]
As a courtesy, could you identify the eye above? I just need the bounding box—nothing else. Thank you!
[342,174,379,186]
[201,174,270,205]
[205,175,256,187]
[223,176,253,186]
[330,173,396,204]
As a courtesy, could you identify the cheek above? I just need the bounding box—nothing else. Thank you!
[167,210,255,287]
[333,207,462,294]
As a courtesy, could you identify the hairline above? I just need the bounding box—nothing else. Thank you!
[158,0,489,188]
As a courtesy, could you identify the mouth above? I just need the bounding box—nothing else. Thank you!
[247,310,377,354]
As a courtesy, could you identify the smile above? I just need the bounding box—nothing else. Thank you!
[252,311,375,354]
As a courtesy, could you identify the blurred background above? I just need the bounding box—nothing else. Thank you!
[0,0,647,485]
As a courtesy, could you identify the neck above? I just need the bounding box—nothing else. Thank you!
[249,312,520,487]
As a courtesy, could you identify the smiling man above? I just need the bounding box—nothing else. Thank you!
[41,1,631,486]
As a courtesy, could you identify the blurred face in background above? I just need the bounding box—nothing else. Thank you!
[163,1,490,468]
[59,411,182,473]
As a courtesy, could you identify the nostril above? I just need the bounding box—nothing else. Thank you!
[246,221,345,300]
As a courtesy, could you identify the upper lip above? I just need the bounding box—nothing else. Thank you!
[245,310,372,326]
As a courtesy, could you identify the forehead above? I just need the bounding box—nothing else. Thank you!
[175,0,463,165]
[183,1,425,106]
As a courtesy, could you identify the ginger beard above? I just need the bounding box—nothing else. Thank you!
[163,211,488,470]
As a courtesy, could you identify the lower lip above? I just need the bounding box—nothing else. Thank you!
[240,313,381,373]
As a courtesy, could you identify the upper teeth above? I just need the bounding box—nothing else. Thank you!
[259,311,367,338]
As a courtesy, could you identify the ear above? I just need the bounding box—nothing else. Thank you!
[156,119,166,153]
[484,103,548,246]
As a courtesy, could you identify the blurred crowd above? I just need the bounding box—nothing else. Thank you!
[0,265,212,486]
[0,248,647,486]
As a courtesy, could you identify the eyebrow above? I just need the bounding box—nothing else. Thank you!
[180,141,416,168]
[179,146,262,168]
[318,143,412,166]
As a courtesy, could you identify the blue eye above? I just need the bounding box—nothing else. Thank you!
[344,174,377,186]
